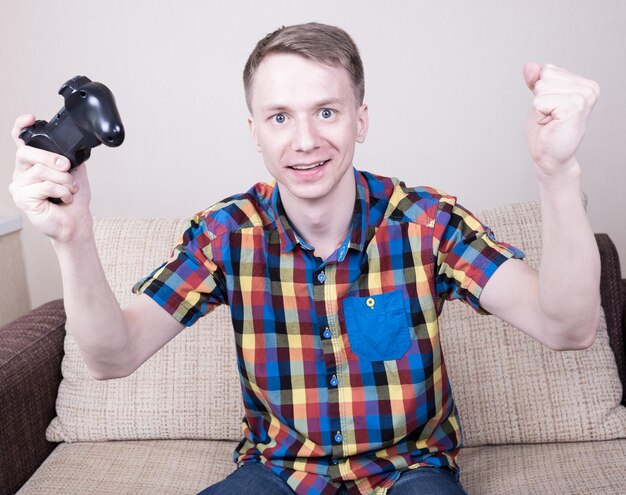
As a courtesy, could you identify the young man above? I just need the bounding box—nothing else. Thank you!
[10,22,600,495]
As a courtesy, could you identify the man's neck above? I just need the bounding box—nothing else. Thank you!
[278,171,356,261]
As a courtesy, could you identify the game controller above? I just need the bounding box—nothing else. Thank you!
[20,75,125,171]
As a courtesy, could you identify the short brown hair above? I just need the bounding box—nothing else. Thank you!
[243,22,365,111]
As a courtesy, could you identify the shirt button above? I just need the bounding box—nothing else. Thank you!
[330,375,338,387]
[331,458,340,465]
[334,431,343,443]
[323,328,332,339]
[317,271,326,283]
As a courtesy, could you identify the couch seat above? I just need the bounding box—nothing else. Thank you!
[458,439,626,494]
[16,440,239,494]
[17,438,626,494]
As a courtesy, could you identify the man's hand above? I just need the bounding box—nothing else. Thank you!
[523,62,600,176]
[9,114,93,243]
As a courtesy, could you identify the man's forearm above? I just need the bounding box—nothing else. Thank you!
[52,233,134,379]
[536,159,601,345]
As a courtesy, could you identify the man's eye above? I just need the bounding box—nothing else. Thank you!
[320,108,334,119]
[273,114,286,124]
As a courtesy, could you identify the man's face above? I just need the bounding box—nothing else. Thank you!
[248,53,368,205]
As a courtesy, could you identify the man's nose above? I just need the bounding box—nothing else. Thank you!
[292,119,320,152]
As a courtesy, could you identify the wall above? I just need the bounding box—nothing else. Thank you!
[1,0,624,309]
[0,218,30,325]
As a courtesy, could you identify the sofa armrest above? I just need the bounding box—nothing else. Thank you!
[595,234,626,405]
[0,299,66,495]
[623,278,626,365]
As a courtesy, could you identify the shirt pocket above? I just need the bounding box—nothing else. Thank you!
[342,290,412,361]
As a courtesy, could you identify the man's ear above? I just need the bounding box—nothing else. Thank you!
[356,104,369,144]
[247,115,262,152]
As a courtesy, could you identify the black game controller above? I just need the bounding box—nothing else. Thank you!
[20,75,125,171]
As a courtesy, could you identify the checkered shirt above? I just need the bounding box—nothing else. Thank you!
[133,169,524,494]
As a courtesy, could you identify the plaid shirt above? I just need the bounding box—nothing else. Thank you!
[133,169,523,494]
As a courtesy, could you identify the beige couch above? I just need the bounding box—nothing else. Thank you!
[3,201,626,494]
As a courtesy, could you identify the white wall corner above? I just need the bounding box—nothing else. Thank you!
[0,216,22,237]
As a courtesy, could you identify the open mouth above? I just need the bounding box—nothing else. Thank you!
[288,160,329,171]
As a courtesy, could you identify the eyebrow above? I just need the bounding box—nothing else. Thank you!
[261,98,346,114]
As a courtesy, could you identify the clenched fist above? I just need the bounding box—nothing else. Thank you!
[524,62,600,176]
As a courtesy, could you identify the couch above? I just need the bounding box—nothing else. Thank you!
[2,201,626,495]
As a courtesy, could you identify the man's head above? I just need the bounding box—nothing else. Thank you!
[243,22,365,112]
[244,23,368,207]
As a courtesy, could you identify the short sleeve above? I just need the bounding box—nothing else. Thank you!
[132,214,226,327]
[432,196,525,314]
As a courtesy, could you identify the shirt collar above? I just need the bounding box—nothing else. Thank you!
[271,184,312,253]
[271,168,371,256]
[349,168,370,253]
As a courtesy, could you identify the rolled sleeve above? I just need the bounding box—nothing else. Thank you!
[132,215,226,327]
[433,196,524,314]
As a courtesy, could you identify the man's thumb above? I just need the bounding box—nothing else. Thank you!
[523,62,542,92]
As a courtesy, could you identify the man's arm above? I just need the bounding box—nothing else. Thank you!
[479,63,601,351]
[10,115,184,379]
[53,233,185,379]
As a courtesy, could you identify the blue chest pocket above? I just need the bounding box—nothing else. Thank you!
[342,290,412,361]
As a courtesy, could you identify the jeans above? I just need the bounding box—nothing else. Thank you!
[197,462,468,494]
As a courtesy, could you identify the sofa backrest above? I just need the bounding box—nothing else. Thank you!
[438,202,626,445]
[47,203,626,448]
[47,218,245,442]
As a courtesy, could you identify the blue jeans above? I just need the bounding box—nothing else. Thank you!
[197,462,468,494]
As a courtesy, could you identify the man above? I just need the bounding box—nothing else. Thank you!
[10,22,600,495]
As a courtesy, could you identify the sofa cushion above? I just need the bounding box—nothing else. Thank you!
[457,439,626,494]
[17,439,238,494]
[17,438,626,494]
[47,219,245,442]
[47,202,626,447]
[438,202,626,446]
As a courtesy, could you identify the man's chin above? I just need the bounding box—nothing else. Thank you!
[284,185,328,202]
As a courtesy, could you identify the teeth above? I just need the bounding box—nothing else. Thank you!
[292,161,326,170]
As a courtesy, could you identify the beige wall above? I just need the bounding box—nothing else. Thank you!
[0,228,30,325]
[1,0,625,309]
